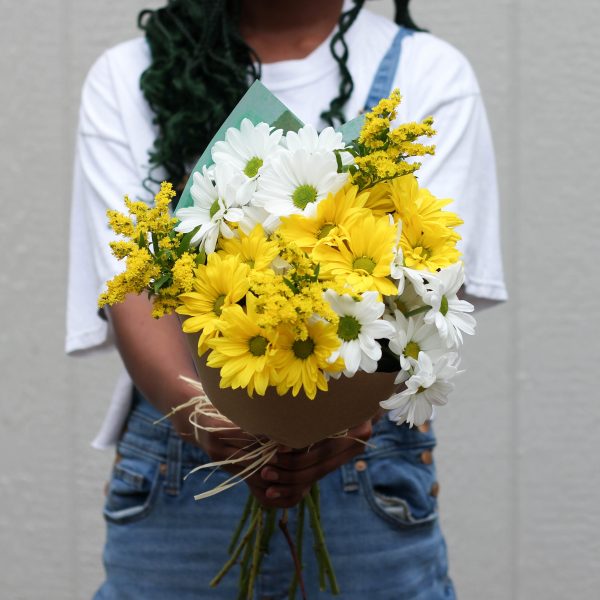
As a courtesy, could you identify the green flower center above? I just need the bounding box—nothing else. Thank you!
[415,245,432,260]
[209,199,221,219]
[292,337,315,359]
[352,256,376,274]
[337,315,361,342]
[292,184,318,210]
[248,335,268,357]
[317,223,335,240]
[440,295,449,316]
[244,156,263,178]
[213,294,226,316]
[404,340,420,361]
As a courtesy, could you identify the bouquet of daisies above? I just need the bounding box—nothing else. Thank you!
[99,82,475,598]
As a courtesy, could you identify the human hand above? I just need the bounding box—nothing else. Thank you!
[172,404,374,509]
[248,419,373,509]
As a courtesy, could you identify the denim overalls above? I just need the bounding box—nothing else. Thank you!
[95,27,456,600]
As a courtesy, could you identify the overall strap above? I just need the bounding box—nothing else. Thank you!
[363,26,414,111]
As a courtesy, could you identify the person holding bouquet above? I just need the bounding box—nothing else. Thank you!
[67,0,507,598]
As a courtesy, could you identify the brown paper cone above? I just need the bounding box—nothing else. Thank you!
[184,330,398,448]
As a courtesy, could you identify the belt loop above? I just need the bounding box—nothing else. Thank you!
[340,461,360,493]
[165,432,182,496]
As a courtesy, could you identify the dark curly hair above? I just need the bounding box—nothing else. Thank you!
[138,0,423,191]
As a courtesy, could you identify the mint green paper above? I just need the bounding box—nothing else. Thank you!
[176,80,365,210]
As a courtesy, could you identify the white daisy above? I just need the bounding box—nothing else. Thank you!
[324,289,396,377]
[284,125,346,154]
[253,149,348,218]
[381,352,461,427]
[422,261,476,348]
[384,277,424,319]
[211,118,283,180]
[174,164,252,253]
[236,205,281,237]
[386,312,447,373]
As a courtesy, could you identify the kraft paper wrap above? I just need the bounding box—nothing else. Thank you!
[183,330,398,449]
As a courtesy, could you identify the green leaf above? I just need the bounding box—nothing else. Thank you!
[151,232,160,255]
[195,248,207,266]
[312,263,321,282]
[283,278,298,294]
[179,225,201,256]
[153,272,172,294]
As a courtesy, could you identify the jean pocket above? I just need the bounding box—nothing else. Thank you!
[103,453,162,525]
[359,446,438,529]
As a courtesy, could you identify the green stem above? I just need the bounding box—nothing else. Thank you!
[246,507,264,600]
[310,485,321,521]
[211,500,259,588]
[289,500,306,600]
[237,528,256,600]
[405,305,431,318]
[306,491,340,595]
[259,509,277,567]
[310,486,325,589]
[228,493,254,554]
[279,509,308,600]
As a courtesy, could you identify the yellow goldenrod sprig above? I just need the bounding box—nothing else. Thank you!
[335,89,436,190]
[98,182,205,316]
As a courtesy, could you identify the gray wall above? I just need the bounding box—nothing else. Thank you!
[1,1,599,598]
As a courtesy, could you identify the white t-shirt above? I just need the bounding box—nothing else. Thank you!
[66,6,507,448]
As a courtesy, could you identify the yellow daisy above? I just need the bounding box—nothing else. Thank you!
[176,253,250,354]
[313,214,399,296]
[273,320,343,400]
[217,225,280,271]
[362,181,395,216]
[389,175,462,234]
[413,187,463,231]
[206,296,277,396]
[277,184,370,252]
[400,216,461,272]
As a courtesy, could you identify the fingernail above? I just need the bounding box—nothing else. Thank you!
[262,468,279,482]
[266,488,281,499]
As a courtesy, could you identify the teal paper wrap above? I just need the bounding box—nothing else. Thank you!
[175,80,364,210]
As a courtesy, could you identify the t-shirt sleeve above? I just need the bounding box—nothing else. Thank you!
[399,35,508,304]
[66,51,149,354]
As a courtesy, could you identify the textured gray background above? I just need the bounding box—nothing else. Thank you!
[1,0,599,598]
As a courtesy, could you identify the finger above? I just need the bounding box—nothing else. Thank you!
[272,436,366,472]
[248,484,310,509]
[271,421,373,471]
[261,444,364,487]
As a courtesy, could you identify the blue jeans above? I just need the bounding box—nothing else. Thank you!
[94,395,455,599]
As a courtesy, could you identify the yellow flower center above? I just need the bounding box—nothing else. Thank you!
[292,337,315,359]
[337,315,361,341]
[244,156,263,178]
[404,340,420,360]
[292,184,318,210]
[317,223,335,240]
[248,335,268,357]
[352,256,376,274]
[213,294,226,316]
